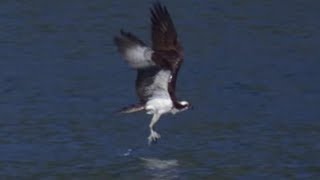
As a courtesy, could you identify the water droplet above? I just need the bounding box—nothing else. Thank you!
[123,149,132,156]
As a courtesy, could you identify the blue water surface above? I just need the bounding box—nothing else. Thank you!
[0,0,319,179]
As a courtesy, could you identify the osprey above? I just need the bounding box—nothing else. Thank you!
[114,2,191,144]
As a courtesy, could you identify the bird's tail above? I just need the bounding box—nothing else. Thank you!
[116,104,145,114]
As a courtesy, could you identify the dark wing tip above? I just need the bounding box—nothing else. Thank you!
[113,35,121,48]
[119,29,130,37]
[113,29,123,46]
[114,29,146,47]
[150,2,170,24]
[150,1,180,51]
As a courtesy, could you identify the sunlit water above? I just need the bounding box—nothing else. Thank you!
[1,0,319,178]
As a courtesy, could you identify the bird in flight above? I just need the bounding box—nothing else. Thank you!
[114,2,191,144]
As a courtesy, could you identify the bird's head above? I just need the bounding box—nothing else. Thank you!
[179,100,191,108]
[171,100,192,114]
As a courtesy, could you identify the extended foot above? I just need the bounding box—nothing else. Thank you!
[148,130,161,145]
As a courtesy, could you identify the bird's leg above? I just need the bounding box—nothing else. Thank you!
[148,113,161,145]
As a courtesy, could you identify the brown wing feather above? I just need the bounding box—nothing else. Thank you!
[150,2,184,108]
[150,2,183,71]
[150,2,182,52]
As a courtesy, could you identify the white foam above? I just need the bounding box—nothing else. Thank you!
[140,157,179,170]
[123,149,132,156]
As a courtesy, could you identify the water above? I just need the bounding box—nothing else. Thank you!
[1,0,320,179]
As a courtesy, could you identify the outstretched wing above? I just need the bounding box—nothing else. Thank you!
[150,2,184,105]
[150,2,181,52]
[114,30,171,105]
[114,3,185,108]
[114,30,155,69]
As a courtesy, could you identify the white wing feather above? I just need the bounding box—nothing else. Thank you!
[123,46,154,68]
[114,31,155,69]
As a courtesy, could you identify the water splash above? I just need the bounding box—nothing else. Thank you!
[140,157,179,170]
[140,157,180,179]
[123,148,132,156]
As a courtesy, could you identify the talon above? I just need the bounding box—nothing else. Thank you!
[148,137,157,144]
[148,131,161,145]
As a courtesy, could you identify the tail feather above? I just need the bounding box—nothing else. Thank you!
[117,104,145,114]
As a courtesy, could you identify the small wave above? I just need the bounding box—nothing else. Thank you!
[140,157,179,170]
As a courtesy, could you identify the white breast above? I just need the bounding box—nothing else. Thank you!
[144,69,173,115]
[145,98,173,115]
